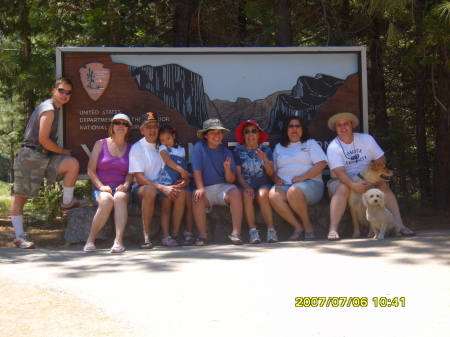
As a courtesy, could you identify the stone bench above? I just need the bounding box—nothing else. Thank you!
[64,198,354,244]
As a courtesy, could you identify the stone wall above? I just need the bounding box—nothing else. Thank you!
[64,199,354,244]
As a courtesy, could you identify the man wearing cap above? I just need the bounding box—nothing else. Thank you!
[326,112,415,240]
[191,118,243,246]
[129,112,187,249]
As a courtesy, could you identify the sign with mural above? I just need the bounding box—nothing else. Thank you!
[56,47,367,177]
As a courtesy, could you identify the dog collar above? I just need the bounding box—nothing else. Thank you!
[357,173,366,181]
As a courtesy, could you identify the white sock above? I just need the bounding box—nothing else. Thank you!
[63,187,75,204]
[250,228,257,233]
[268,228,275,232]
[11,215,24,238]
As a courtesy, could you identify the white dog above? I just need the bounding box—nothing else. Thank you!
[362,188,402,240]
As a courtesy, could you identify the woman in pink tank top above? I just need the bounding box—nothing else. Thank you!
[83,113,133,253]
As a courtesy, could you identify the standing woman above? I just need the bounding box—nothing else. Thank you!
[233,120,277,244]
[84,113,134,253]
[269,116,327,241]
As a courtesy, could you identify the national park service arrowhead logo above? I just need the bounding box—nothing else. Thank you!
[79,62,110,101]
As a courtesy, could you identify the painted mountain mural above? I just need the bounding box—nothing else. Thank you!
[127,64,353,138]
[127,64,208,128]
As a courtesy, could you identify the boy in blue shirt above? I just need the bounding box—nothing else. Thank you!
[191,119,243,246]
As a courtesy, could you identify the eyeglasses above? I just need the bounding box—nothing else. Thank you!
[55,88,72,95]
[244,129,259,134]
[143,124,158,129]
[113,121,129,127]
[288,124,301,129]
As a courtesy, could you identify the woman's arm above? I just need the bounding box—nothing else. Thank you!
[291,160,327,183]
[87,140,112,193]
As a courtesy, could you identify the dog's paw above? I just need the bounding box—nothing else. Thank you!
[377,234,385,240]
[352,231,361,238]
[395,233,402,237]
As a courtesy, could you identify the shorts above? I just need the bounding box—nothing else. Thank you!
[131,184,160,207]
[13,147,67,198]
[272,179,324,205]
[92,185,132,208]
[199,183,237,213]
[327,175,356,198]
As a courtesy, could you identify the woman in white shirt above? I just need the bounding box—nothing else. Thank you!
[269,117,327,241]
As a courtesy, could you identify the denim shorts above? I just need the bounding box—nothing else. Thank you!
[92,185,131,207]
[272,179,324,205]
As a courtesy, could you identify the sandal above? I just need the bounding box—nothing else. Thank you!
[140,237,153,249]
[304,231,316,241]
[400,227,415,237]
[83,243,97,253]
[327,231,340,241]
[289,231,304,241]
[195,237,207,246]
[183,230,196,245]
[110,242,125,253]
[162,236,178,247]
[174,235,191,246]
[228,234,244,245]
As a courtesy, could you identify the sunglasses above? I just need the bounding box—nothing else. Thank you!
[288,124,302,129]
[244,129,259,134]
[113,121,129,127]
[55,88,72,95]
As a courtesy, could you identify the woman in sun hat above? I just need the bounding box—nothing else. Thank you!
[233,120,277,244]
[83,113,134,253]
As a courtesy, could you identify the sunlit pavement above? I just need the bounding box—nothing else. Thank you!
[1,230,449,337]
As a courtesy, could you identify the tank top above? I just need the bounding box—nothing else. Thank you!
[96,138,132,187]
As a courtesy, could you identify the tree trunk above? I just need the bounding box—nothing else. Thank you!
[238,1,247,46]
[368,17,388,151]
[433,47,450,210]
[274,0,292,46]
[413,0,432,204]
[172,0,191,47]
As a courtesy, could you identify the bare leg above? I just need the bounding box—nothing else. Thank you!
[57,157,80,187]
[86,193,114,245]
[269,187,303,233]
[257,187,274,229]
[286,186,313,233]
[329,183,351,235]
[138,185,157,238]
[160,198,172,238]
[242,190,256,229]
[11,196,28,216]
[171,189,186,237]
[184,190,194,233]
[224,187,243,235]
[192,196,209,239]
[112,191,129,245]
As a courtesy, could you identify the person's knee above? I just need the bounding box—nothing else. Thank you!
[140,185,157,200]
[334,183,351,198]
[287,186,304,201]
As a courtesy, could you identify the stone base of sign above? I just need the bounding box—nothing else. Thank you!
[64,199,355,245]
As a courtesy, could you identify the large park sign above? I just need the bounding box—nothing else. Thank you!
[56,46,368,177]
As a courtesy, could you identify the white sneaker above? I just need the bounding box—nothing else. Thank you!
[249,229,261,244]
[61,197,91,214]
[267,229,278,243]
[13,234,35,249]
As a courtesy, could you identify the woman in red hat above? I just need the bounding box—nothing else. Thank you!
[233,120,277,244]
